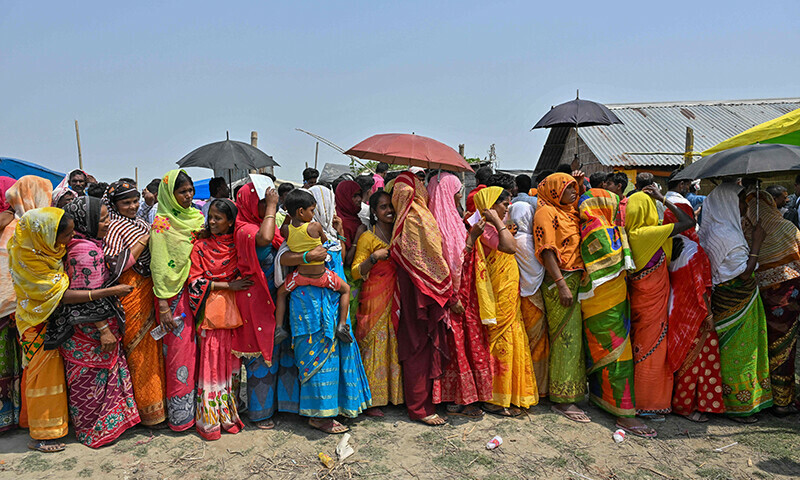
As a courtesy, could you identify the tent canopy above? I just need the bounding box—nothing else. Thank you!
[0,157,64,186]
[703,108,800,156]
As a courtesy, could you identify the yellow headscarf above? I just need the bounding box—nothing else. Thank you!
[470,187,504,325]
[7,207,70,335]
[625,192,673,271]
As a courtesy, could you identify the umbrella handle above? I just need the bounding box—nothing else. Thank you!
[756,180,760,223]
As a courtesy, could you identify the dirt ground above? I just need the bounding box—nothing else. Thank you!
[1,399,800,480]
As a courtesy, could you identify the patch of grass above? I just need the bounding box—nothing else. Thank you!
[17,454,53,473]
[544,456,568,468]
[77,468,93,478]
[572,449,595,466]
[100,462,114,473]
[415,430,438,444]
[358,462,391,476]
[433,450,494,474]
[358,444,387,460]
[484,474,517,480]
[367,429,393,441]
[735,430,800,461]
[696,466,732,479]
[60,457,78,471]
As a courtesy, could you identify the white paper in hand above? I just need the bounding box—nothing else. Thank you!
[467,210,482,226]
[249,174,275,199]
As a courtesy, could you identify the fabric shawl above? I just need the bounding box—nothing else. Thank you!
[744,190,800,287]
[508,201,545,298]
[697,182,750,285]
[471,187,504,325]
[187,232,240,316]
[309,185,342,252]
[149,169,205,299]
[8,208,70,335]
[664,191,698,243]
[0,177,16,213]
[104,181,151,277]
[233,182,280,362]
[427,172,467,291]
[387,172,453,307]
[335,180,362,250]
[625,192,674,272]
[5,175,53,218]
[533,173,582,270]
[51,174,74,206]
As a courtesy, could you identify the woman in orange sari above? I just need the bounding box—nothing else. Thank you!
[474,187,538,416]
[626,186,694,420]
[103,180,167,426]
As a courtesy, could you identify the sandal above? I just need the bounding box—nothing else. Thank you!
[616,423,657,439]
[446,404,484,418]
[484,404,523,417]
[255,419,275,430]
[729,415,758,424]
[364,407,384,418]
[28,440,66,453]
[309,418,350,434]
[418,414,447,426]
[550,405,591,423]
[273,326,290,345]
[683,411,709,423]
[637,413,666,422]
[770,405,799,418]
[336,324,353,343]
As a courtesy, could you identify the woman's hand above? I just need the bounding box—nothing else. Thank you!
[109,285,134,298]
[752,222,766,245]
[306,245,328,263]
[332,215,343,234]
[450,301,465,315]
[482,208,503,228]
[227,276,254,291]
[704,313,715,331]
[158,304,178,330]
[99,329,118,352]
[264,188,279,209]
[468,219,486,244]
[557,281,573,307]
[139,233,151,245]
[372,248,390,261]
[642,184,665,203]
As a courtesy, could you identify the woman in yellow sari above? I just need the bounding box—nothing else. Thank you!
[474,187,538,416]
[8,207,73,452]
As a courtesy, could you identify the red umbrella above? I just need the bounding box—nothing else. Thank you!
[345,133,474,172]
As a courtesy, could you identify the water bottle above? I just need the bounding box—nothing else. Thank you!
[150,313,186,340]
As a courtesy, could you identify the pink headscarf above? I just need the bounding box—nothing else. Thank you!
[0,177,16,213]
[427,172,466,291]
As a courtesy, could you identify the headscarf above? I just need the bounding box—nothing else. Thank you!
[533,173,583,270]
[427,172,466,291]
[744,190,800,286]
[577,189,634,299]
[0,177,16,213]
[664,191,698,243]
[150,169,205,299]
[335,180,362,250]
[469,187,505,324]
[63,195,102,238]
[233,182,282,362]
[697,182,749,285]
[309,185,342,252]
[7,207,70,335]
[104,180,151,275]
[51,174,74,206]
[5,175,52,218]
[387,172,453,307]
[509,201,546,297]
[625,192,674,271]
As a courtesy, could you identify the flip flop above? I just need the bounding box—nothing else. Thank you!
[616,423,658,439]
[729,415,758,424]
[255,419,275,430]
[770,405,799,418]
[28,440,66,453]
[637,413,666,422]
[309,418,350,434]
[550,405,591,423]
[483,404,523,417]
[418,414,447,426]
[447,404,484,418]
[682,411,709,423]
[364,407,384,418]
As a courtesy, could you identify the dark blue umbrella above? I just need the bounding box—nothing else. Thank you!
[177,132,278,172]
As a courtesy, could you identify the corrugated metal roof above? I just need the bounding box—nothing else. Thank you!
[576,98,800,167]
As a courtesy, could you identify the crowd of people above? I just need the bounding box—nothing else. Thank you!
[0,161,798,452]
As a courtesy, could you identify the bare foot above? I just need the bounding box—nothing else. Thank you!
[551,404,591,423]
[256,419,275,430]
[364,407,384,417]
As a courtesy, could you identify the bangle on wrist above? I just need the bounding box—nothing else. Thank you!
[498,226,507,233]
[554,276,564,283]
[749,253,759,257]
[302,251,309,264]
[88,290,93,301]
[265,215,275,220]
[337,234,347,242]
[98,323,109,332]
[137,239,148,246]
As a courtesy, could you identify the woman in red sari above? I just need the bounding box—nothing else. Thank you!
[388,172,461,426]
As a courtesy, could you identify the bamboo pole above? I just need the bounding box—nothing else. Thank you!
[74,120,83,170]
[250,131,258,173]
[314,142,319,169]
[135,167,138,186]
[684,127,695,167]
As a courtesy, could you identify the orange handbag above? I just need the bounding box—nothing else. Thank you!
[200,290,244,330]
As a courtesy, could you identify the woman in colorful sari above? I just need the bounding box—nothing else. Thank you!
[509,201,549,399]
[352,191,404,417]
[8,204,70,453]
[388,172,458,426]
[150,169,205,431]
[188,199,250,440]
[233,182,298,430]
[625,186,695,420]
[534,173,587,422]
[744,189,800,416]
[43,197,140,447]
[335,180,367,324]
[428,173,493,417]
[698,182,772,422]
[474,187,538,416]
[0,176,20,433]
[103,180,167,427]
[578,189,656,437]
[663,179,724,422]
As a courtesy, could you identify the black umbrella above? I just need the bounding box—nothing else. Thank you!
[673,144,800,181]
[177,132,279,173]
[532,92,622,169]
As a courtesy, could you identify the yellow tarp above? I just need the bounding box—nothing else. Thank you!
[702,107,800,156]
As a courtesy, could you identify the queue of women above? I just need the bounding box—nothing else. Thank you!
[0,162,797,453]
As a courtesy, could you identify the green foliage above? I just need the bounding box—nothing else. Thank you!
[465,157,483,164]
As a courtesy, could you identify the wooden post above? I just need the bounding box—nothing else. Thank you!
[684,127,694,167]
[458,144,465,157]
[135,167,138,186]
[74,120,83,170]
[314,142,319,169]
[250,131,259,174]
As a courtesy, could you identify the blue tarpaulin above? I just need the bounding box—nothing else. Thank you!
[0,157,65,187]
[193,178,210,199]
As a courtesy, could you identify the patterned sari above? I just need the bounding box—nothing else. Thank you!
[352,230,404,407]
[578,189,636,417]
